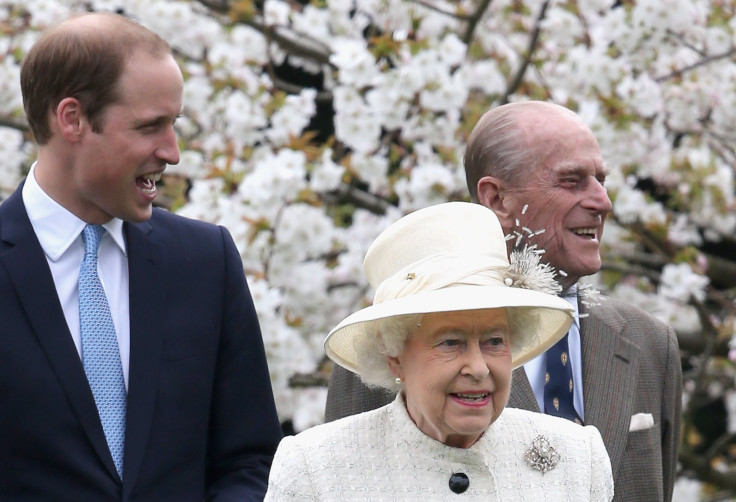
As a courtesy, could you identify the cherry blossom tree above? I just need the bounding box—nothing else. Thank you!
[1,0,735,496]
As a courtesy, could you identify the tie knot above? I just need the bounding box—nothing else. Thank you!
[82,224,106,257]
[560,284,578,299]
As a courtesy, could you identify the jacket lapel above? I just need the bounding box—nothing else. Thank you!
[0,187,120,479]
[580,301,640,480]
[508,367,541,412]
[121,219,166,498]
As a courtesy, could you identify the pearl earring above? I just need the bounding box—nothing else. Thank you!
[395,377,402,385]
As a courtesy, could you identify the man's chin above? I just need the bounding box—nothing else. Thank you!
[123,206,154,223]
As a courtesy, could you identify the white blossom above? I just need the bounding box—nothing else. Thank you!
[659,263,710,303]
[310,149,344,192]
[264,0,290,26]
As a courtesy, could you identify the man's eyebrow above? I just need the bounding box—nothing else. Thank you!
[554,163,587,176]
[555,161,609,177]
[135,115,176,127]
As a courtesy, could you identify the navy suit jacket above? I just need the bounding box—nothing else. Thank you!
[0,183,282,501]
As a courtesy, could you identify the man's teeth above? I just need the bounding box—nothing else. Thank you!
[573,228,596,236]
[139,173,161,192]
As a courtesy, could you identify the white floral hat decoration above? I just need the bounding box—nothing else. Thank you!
[324,201,574,373]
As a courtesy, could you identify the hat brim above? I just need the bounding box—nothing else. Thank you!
[324,285,574,373]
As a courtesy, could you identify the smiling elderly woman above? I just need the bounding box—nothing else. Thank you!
[265,202,614,501]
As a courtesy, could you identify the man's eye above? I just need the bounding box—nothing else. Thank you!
[138,124,159,133]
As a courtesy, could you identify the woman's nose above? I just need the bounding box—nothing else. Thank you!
[461,342,490,380]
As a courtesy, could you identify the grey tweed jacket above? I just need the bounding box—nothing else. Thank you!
[324,297,682,502]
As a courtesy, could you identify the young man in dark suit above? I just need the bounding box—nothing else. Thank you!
[0,12,281,501]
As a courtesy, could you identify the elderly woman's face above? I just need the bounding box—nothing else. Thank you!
[387,309,512,448]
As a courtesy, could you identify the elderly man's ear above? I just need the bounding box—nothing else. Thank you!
[476,176,515,230]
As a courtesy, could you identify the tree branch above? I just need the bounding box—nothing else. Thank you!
[0,117,29,133]
[462,0,493,44]
[655,48,736,82]
[325,183,392,215]
[196,0,333,66]
[410,0,472,22]
[501,0,550,103]
[679,446,736,492]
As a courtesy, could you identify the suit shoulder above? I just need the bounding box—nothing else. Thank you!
[497,408,605,453]
[148,207,220,234]
[130,208,231,249]
[593,296,674,335]
[500,408,586,435]
[585,296,679,362]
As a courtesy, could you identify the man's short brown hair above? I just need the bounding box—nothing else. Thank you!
[20,12,171,144]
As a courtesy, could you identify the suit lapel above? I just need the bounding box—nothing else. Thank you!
[0,187,120,479]
[580,301,640,480]
[508,367,541,412]
[121,219,166,498]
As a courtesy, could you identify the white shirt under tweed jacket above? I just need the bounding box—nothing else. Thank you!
[265,396,613,501]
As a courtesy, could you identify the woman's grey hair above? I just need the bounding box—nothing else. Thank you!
[464,102,555,201]
[352,307,543,391]
[354,314,422,391]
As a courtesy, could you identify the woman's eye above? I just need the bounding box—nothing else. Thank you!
[439,338,461,347]
[483,336,507,348]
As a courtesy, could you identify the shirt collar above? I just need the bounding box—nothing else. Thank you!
[22,162,128,261]
[561,284,580,328]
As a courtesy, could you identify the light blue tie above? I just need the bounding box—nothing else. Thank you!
[79,224,126,478]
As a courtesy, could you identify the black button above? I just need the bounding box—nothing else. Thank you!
[449,472,469,494]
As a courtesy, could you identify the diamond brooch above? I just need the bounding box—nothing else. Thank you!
[524,435,560,473]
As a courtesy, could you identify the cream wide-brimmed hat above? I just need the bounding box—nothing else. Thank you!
[324,202,574,373]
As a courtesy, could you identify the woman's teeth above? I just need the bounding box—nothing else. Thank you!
[455,393,488,402]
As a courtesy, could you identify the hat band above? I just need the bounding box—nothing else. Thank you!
[373,253,509,304]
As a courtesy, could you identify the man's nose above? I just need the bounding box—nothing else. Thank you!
[583,177,612,214]
[156,126,180,165]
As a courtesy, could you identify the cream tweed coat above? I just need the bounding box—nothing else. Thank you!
[265,396,613,501]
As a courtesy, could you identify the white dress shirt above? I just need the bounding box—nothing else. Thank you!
[522,288,584,420]
[22,163,131,389]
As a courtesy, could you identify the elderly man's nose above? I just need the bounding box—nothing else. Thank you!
[584,178,612,214]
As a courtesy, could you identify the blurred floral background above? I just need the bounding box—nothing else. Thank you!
[1,0,735,498]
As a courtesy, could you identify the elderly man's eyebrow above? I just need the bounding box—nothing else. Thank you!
[556,161,609,177]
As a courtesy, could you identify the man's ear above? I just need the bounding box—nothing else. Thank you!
[55,97,86,143]
[477,175,514,229]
